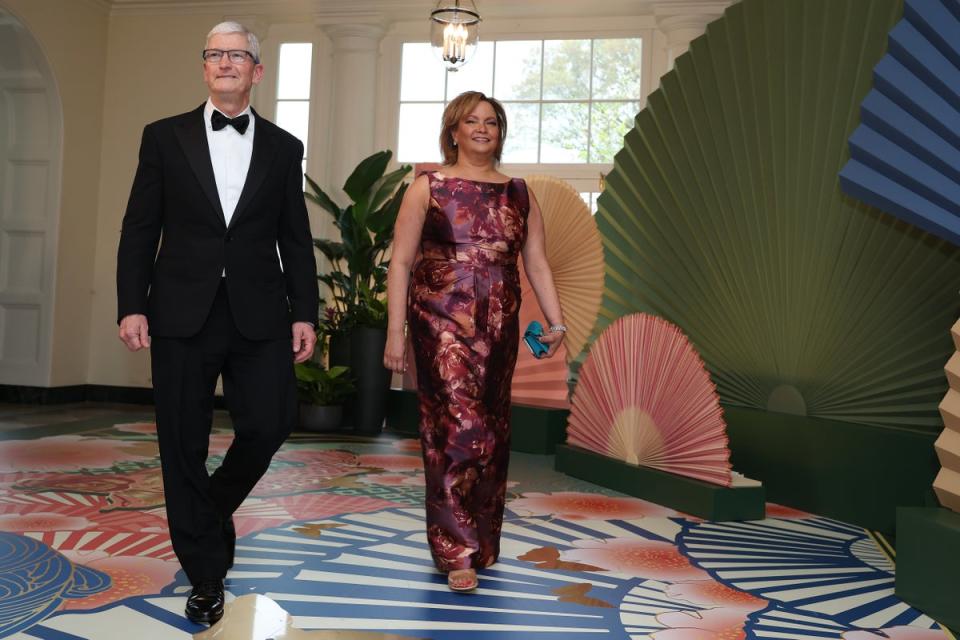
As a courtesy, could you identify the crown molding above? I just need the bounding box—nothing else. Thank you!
[106,0,673,19]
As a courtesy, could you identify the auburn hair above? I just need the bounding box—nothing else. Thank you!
[439,91,508,165]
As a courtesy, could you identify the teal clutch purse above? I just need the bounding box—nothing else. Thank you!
[523,320,550,358]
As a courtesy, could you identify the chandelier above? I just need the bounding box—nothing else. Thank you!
[430,0,481,72]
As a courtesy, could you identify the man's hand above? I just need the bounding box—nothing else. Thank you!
[292,322,317,363]
[119,314,151,351]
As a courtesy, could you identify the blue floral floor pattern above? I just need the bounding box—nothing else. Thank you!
[10,507,947,640]
[0,409,951,639]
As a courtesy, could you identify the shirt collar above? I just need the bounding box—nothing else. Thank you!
[204,98,254,133]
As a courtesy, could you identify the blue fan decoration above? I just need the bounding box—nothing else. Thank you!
[839,0,960,246]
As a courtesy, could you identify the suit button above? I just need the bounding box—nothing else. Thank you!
[224,233,232,242]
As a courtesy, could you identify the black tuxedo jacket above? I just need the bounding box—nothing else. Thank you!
[117,104,319,339]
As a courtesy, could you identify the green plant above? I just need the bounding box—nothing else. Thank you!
[305,150,412,330]
[294,361,355,406]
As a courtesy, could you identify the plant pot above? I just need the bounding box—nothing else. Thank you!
[328,331,351,368]
[299,403,344,432]
[350,326,392,435]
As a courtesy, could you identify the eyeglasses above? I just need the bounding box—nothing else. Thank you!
[202,49,257,64]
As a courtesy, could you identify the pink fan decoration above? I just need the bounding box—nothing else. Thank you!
[567,313,733,486]
[511,261,571,409]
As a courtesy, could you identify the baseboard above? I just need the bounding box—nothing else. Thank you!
[555,444,766,521]
[0,384,222,407]
[385,389,569,453]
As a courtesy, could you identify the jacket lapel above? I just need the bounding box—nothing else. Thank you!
[228,109,279,230]
[175,105,226,227]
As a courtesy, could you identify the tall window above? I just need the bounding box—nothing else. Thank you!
[397,37,642,166]
[275,42,313,180]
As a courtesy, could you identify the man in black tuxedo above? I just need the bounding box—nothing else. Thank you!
[116,21,318,625]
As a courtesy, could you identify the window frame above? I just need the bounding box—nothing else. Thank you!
[379,19,657,188]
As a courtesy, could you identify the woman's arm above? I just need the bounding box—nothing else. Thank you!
[383,174,430,373]
[520,189,566,358]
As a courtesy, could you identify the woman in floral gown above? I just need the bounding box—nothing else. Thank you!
[384,91,566,592]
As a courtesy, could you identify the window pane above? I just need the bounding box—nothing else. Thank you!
[398,102,444,162]
[494,40,542,100]
[277,43,313,100]
[447,41,494,99]
[401,43,447,101]
[592,38,642,99]
[501,102,539,163]
[276,100,310,147]
[590,101,638,163]
[541,102,588,163]
[579,192,599,214]
[542,39,591,100]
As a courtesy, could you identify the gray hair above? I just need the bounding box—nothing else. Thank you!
[206,21,261,63]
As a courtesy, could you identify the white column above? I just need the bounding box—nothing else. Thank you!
[323,23,385,203]
[653,2,726,86]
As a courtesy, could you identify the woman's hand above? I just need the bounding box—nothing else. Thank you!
[383,329,408,373]
[538,328,565,358]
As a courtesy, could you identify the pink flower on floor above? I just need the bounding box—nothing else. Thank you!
[0,436,157,473]
[114,422,157,435]
[509,491,677,520]
[667,580,768,610]
[208,433,235,456]
[274,448,359,467]
[357,454,424,472]
[766,503,814,519]
[359,473,425,487]
[843,628,949,640]
[392,439,422,453]
[263,494,400,523]
[59,553,179,610]
[563,538,710,581]
[0,512,93,532]
[653,607,754,640]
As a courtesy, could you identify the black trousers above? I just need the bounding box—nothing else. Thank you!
[151,280,296,584]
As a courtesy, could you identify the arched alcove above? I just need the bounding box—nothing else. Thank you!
[0,6,62,386]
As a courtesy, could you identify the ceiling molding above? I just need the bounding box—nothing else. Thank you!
[105,0,726,19]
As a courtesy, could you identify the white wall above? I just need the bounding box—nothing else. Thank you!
[0,0,728,389]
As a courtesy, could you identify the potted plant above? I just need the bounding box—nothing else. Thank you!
[295,361,355,432]
[305,150,411,435]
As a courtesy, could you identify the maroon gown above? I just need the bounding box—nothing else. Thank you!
[408,172,529,572]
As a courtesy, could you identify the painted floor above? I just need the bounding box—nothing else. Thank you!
[0,402,951,640]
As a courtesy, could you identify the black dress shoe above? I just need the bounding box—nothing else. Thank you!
[185,579,224,625]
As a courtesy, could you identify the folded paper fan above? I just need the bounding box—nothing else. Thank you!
[523,175,604,363]
[512,268,570,409]
[567,313,733,486]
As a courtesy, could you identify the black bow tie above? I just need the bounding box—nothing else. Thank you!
[211,110,250,134]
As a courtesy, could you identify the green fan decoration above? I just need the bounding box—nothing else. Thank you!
[595,0,960,431]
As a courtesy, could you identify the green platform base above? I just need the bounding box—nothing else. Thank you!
[384,389,569,454]
[896,507,960,631]
[723,405,940,534]
[555,444,766,521]
[510,403,569,453]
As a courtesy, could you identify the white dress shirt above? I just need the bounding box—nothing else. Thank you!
[204,98,254,228]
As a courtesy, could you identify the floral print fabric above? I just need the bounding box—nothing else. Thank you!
[408,172,529,571]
